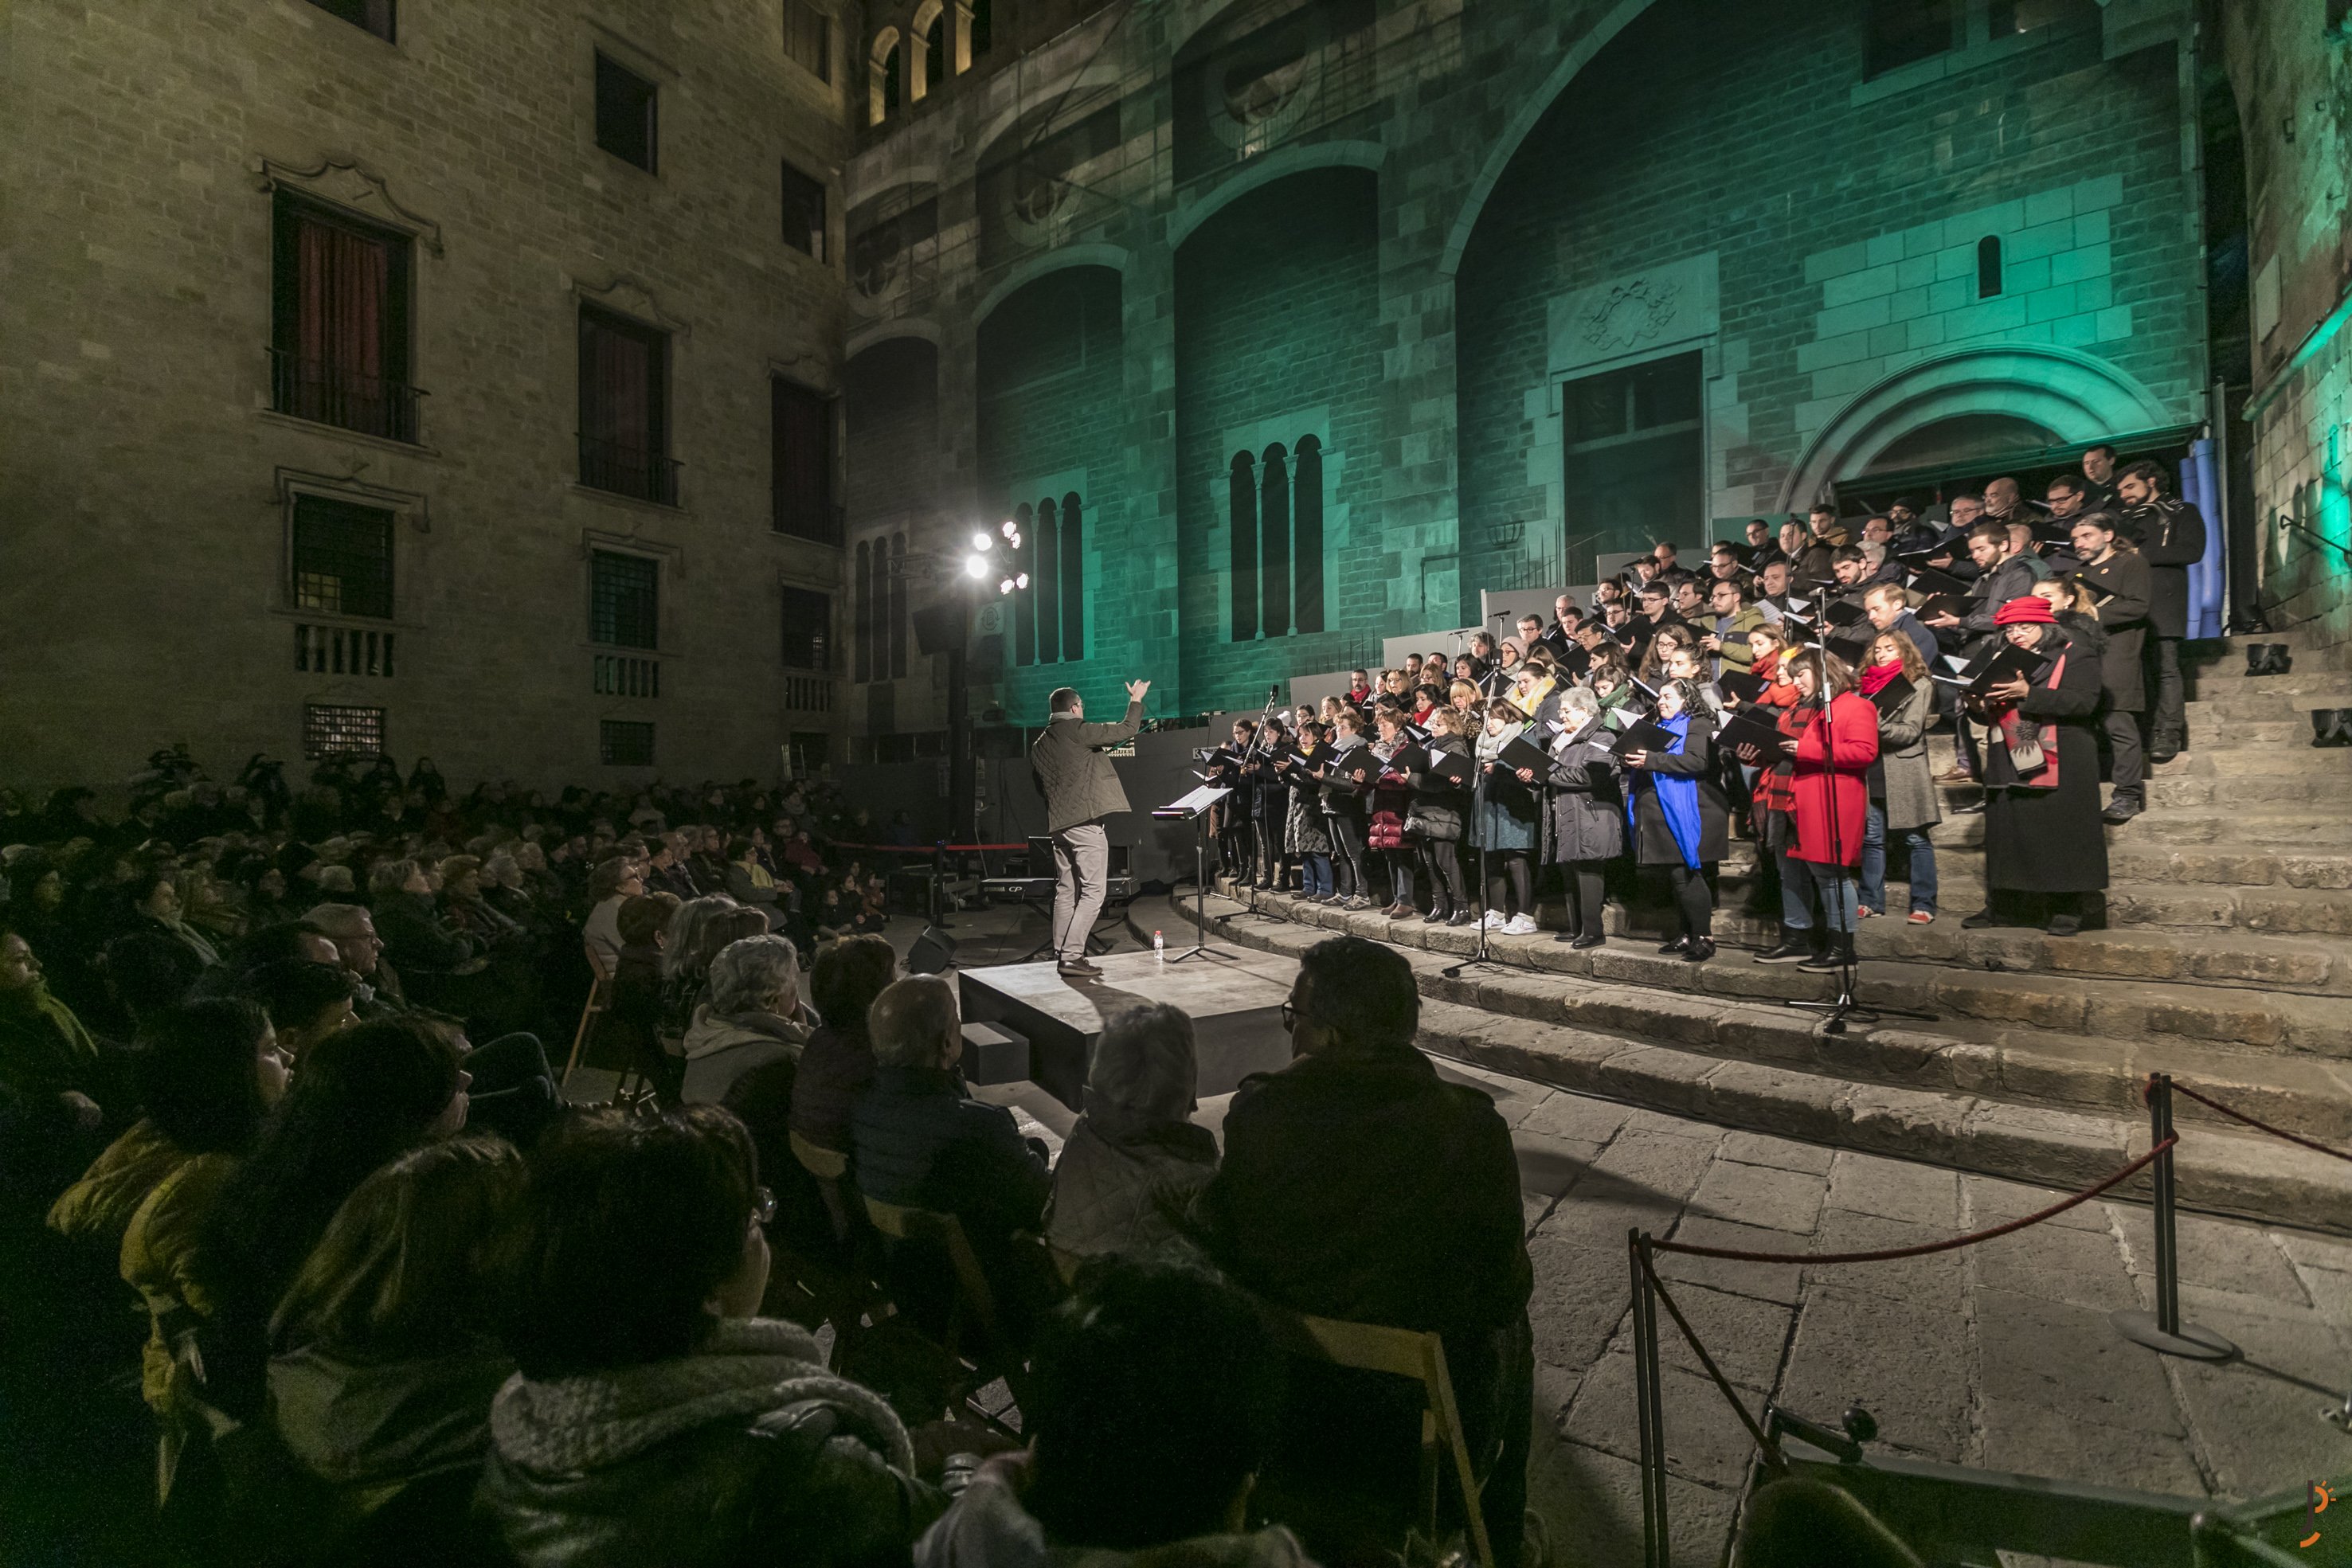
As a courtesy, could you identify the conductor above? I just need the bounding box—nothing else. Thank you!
[1030,679,1150,977]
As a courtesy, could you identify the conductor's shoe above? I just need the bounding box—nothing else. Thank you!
[1056,959,1103,978]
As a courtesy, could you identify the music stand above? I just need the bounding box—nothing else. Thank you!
[1154,784,1234,963]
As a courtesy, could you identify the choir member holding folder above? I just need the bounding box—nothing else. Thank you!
[1966,596,2108,937]
[1540,686,1624,948]
[1401,709,1475,925]
[1857,631,1941,924]
[1618,678,1731,963]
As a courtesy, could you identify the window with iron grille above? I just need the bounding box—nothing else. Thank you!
[781,162,828,261]
[783,1,832,80]
[304,703,386,760]
[307,0,395,42]
[271,194,417,443]
[781,585,831,669]
[600,719,656,766]
[590,550,659,649]
[291,495,396,618]
[594,53,658,172]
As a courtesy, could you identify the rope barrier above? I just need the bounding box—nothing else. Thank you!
[827,841,1032,854]
[1650,1136,2176,1265]
[2163,1078,2352,1166]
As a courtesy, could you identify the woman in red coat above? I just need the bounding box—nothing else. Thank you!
[1755,649,1879,971]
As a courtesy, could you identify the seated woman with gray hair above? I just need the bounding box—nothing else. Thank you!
[679,934,810,1106]
[1043,1002,1219,1261]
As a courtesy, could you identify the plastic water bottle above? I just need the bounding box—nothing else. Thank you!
[1153,929,1165,961]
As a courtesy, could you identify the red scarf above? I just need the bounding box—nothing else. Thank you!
[1857,662,1904,697]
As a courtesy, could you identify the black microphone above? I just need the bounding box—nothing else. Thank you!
[1269,684,1281,701]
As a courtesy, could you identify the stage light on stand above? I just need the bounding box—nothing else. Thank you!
[962,553,988,579]
[1016,572,1029,589]
[971,530,993,553]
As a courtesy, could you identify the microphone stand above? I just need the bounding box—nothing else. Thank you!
[1227,687,1289,921]
[1783,689,1936,1035]
[1442,746,1508,979]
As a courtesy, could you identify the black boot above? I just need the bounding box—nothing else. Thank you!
[1798,932,1854,972]
[1755,929,1814,963]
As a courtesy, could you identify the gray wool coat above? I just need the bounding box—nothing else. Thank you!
[1871,677,1943,834]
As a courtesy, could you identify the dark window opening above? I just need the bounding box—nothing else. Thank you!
[781,586,831,670]
[1987,0,2085,37]
[771,377,837,541]
[270,194,417,442]
[578,306,675,503]
[307,0,395,42]
[1560,352,1704,581]
[594,53,658,172]
[880,44,902,115]
[1229,454,1258,642]
[783,1,832,80]
[304,703,386,760]
[969,0,991,56]
[888,532,909,679]
[924,17,946,90]
[1293,437,1325,634]
[1227,440,1322,641]
[1012,505,1037,665]
[1258,444,1291,639]
[600,719,656,766]
[781,161,828,261]
[291,495,395,619]
[1059,492,1084,659]
[1035,500,1061,665]
[1865,0,1957,76]
[853,540,875,682]
[589,549,659,649]
[1009,494,1088,666]
[1977,235,2004,298]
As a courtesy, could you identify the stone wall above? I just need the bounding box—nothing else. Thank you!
[2222,0,2352,662]
[0,0,851,796]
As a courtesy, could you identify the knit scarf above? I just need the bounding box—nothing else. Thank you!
[1857,662,1904,697]
[1626,714,1704,869]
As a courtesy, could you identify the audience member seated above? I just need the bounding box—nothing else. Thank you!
[683,935,810,1105]
[261,1137,522,1562]
[302,903,405,1019]
[1043,1002,1218,1263]
[725,837,785,915]
[188,1019,472,1421]
[580,856,643,969]
[662,896,771,1041]
[788,934,894,1159]
[238,957,358,1062]
[915,1257,1303,1566]
[481,1104,942,1566]
[1194,934,1532,1568]
[853,976,1051,1335]
[0,923,114,1187]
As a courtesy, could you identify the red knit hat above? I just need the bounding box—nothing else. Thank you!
[1994,595,2055,626]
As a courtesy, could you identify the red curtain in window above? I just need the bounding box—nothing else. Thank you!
[295,218,388,428]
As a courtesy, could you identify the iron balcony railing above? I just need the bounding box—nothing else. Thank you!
[578,434,682,506]
[268,349,425,444]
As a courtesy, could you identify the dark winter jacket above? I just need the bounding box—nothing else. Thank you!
[1029,702,1144,834]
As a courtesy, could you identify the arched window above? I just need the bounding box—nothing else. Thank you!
[852,539,873,682]
[1012,502,1035,666]
[1059,491,1084,659]
[1227,437,1325,640]
[1977,235,2003,299]
[868,29,901,125]
[1035,497,1061,664]
[910,0,946,95]
[1229,450,1258,642]
[1292,436,1325,634]
[887,531,908,678]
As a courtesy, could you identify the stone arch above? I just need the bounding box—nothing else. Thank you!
[973,244,1130,328]
[845,316,942,358]
[1166,139,1384,251]
[909,0,945,98]
[867,27,902,126]
[1434,0,1661,278]
[1775,346,2178,510]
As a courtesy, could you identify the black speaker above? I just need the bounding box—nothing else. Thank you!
[912,604,966,656]
[906,923,958,975]
[1027,835,1055,877]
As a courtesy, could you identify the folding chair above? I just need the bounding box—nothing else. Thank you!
[1263,1309,1496,1568]
[558,940,612,1088]
[859,1193,1034,1428]
[769,1132,886,1366]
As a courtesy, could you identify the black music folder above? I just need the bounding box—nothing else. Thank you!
[1866,673,1915,716]
[1717,667,1767,704]
[1715,707,1790,757]
[1497,733,1552,775]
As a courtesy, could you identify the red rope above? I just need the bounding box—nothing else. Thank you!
[1650,1136,2175,1265]
[828,842,1032,854]
[2168,1081,2352,1166]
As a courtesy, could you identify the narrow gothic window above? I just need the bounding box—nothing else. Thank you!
[853,539,873,682]
[1977,235,2004,298]
[1292,436,1325,634]
[1012,504,1036,665]
[1059,492,1085,660]
[1229,452,1258,642]
[1035,498,1062,665]
[1259,444,1291,637]
[888,531,909,678]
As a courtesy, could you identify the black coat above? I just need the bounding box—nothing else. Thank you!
[1626,714,1731,867]
[1982,627,2110,894]
[1403,735,1470,843]
[2076,551,2150,712]
[1544,737,1626,863]
[2122,498,2207,638]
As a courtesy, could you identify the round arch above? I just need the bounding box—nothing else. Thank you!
[1435,0,1660,278]
[1775,346,2177,509]
[1167,139,1384,251]
[973,245,1129,328]
[844,315,943,359]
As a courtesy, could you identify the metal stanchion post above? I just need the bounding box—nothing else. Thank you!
[1630,1230,1669,1568]
[2111,1074,2238,1361]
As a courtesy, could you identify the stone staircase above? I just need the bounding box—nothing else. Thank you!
[1157,628,2352,1231]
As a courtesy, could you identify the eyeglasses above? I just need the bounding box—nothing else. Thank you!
[1278,1001,1297,1031]
[751,1186,777,1226]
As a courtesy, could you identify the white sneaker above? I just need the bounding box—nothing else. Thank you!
[1481,910,1506,929]
[1504,913,1539,936]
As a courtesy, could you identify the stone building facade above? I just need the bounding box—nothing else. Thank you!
[2,0,854,794]
[838,0,2221,733]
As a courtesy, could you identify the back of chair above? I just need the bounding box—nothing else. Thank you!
[560,940,615,1086]
[1268,1309,1495,1568]
[860,1193,1004,1348]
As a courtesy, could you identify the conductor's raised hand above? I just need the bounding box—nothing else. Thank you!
[1125,678,1152,702]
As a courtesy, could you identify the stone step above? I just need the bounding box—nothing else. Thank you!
[2186,690,2350,722]
[2127,811,2352,847]
[2183,667,2352,696]
[1726,834,2352,890]
[2151,746,2352,778]
[1211,882,2352,1058]
[2147,773,2349,808]
[1144,896,2352,1231]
